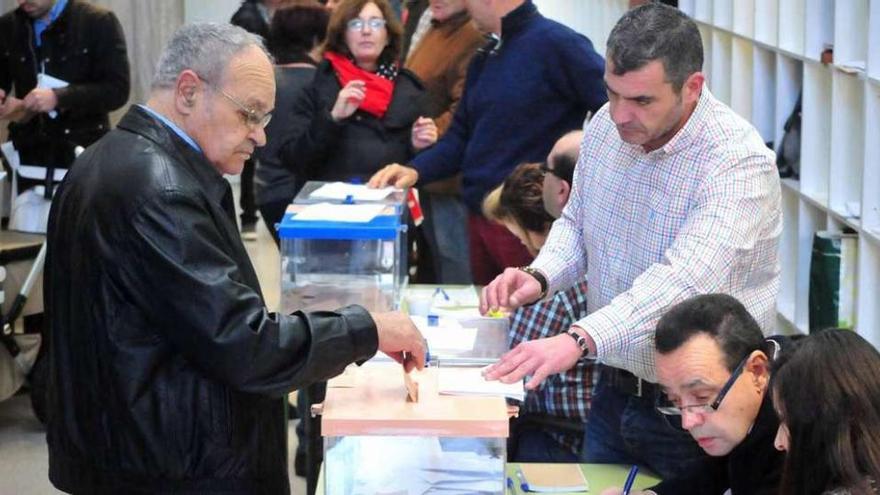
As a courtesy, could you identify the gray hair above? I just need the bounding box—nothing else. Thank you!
[151,22,271,90]
[606,3,703,92]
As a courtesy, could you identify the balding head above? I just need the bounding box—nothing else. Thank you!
[542,130,583,218]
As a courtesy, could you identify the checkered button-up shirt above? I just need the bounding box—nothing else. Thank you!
[510,279,596,454]
[532,88,782,382]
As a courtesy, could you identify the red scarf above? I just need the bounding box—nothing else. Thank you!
[325,51,395,119]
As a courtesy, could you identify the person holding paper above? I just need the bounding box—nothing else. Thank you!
[44,23,426,495]
[479,3,781,479]
[604,294,787,495]
[0,0,130,173]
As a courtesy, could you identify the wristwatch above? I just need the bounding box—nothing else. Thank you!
[517,266,548,299]
[566,328,590,354]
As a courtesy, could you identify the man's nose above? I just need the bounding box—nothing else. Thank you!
[680,409,704,430]
[250,125,266,147]
[609,101,632,126]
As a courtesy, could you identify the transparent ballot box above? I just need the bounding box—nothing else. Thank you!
[320,365,511,495]
[278,182,408,313]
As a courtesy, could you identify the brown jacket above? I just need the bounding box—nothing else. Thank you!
[405,10,483,193]
[406,10,483,134]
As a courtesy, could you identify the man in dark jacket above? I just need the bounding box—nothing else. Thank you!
[0,0,129,187]
[369,0,607,285]
[44,23,426,495]
[603,294,785,495]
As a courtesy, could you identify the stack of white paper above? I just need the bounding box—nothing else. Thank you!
[309,182,396,202]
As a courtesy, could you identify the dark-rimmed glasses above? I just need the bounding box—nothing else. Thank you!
[656,355,750,417]
[539,161,565,180]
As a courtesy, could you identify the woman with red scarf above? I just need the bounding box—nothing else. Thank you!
[282,3,435,490]
[283,0,436,185]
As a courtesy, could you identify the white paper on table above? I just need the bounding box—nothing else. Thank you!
[309,181,396,202]
[37,73,69,119]
[292,202,385,223]
[411,315,478,351]
[437,367,525,401]
[431,285,481,309]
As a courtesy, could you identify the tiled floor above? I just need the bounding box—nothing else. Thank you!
[0,183,307,494]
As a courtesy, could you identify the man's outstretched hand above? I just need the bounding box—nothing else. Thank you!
[371,311,427,372]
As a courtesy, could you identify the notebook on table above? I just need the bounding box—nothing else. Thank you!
[518,463,589,493]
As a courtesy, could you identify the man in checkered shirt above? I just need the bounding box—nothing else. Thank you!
[482,3,781,479]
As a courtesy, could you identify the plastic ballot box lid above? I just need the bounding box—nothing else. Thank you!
[321,364,511,438]
[277,203,403,241]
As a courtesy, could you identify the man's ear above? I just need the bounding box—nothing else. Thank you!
[682,71,705,106]
[559,179,572,205]
[747,350,771,390]
[175,69,201,114]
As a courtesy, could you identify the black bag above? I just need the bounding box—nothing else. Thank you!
[777,92,802,179]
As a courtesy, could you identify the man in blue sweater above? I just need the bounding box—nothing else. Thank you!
[370,0,606,285]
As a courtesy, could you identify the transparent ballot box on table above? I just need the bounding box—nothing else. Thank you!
[319,364,513,495]
[278,182,408,313]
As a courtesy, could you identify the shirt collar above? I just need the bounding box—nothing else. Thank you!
[659,86,712,155]
[33,0,68,45]
[137,104,203,153]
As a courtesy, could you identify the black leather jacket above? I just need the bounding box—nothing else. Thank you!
[45,106,379,494]
[0,0,130,169]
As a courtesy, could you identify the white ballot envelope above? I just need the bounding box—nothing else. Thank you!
[37,73,69,119]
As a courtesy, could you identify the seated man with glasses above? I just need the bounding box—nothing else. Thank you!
[604,293,787,495]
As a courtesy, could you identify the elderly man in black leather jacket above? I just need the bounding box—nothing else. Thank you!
[0,0,129,180]
[44,23,426,495]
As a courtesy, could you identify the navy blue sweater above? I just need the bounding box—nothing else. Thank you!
[410,1,606,213]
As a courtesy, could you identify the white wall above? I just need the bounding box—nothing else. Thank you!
[184,0,243,24]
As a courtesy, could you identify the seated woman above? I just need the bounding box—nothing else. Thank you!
[772,328,880,495]
[283,0,436,184]
[483,162,597,462]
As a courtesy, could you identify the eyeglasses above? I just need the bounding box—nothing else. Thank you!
[347,17,387,32]
[539,161,564,179]
[656,355,749,417]
[216,88,272,130]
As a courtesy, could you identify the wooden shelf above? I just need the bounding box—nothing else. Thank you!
[869,0,880,80]
[755,0,779,46]
[778,0,806,56]
[834,0,869,69]
[710,31,733,103]
[804,0,834,62]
